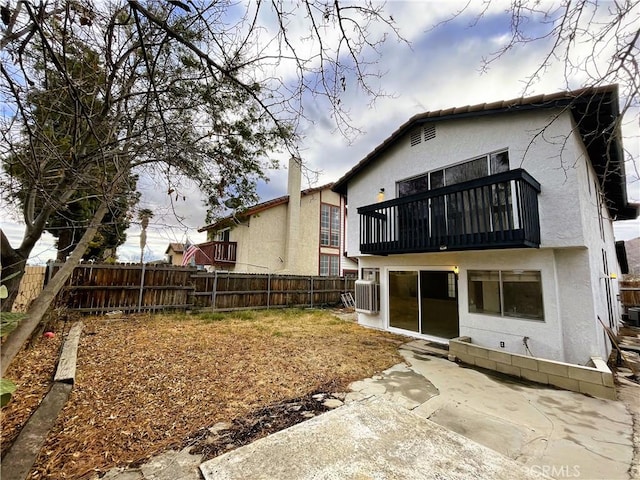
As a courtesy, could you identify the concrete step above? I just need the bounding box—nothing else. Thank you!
[402,340,449,359]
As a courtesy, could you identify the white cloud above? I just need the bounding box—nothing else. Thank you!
[3,1,638,264]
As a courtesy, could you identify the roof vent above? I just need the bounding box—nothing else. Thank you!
[410,128,422,147]
[424,124,436,142]
[410,125,436,147]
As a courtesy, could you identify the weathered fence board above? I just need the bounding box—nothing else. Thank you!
[54,322,83,384]
[620,279,640,308]
[50,263,355,314]
[191,272,355,311]
[49,263,195,314]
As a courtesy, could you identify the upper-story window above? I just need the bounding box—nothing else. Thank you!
[321,204,340,247]
[398,150,509,196]
[395,150,512,237]
[216,229,230,242]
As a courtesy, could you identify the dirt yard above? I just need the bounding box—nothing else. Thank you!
[1,309,406,479]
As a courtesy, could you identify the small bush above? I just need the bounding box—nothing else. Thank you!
[0,312,26,339]
[0,378,17,408]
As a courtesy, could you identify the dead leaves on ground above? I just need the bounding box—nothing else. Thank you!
[1,327,64,454]
[2,309,404,479]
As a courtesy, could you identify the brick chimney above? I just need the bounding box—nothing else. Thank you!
[284,157,302,272]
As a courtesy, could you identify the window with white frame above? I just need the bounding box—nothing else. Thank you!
[216,229,230,242]
[320,204,340,247]
[320,254,340,276]
[468,270,544,320]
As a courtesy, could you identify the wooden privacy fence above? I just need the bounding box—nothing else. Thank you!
[191,272,355,311]
[49,263,355,314]
[620,278,640,308]
[49,263,195,313]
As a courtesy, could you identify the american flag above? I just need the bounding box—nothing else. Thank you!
[181,243,198,266]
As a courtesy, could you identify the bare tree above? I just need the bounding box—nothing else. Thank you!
[0,0,404,371]
[440,1,638,109]
[436,1,638,199]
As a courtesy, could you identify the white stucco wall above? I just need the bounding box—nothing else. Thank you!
[553,248,604,364]
[345,109,589,256]
[569,128,621,360]
[346,107,624,365]
[359,249,571,361]
[459,249,566,361]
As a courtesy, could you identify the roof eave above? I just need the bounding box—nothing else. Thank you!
[616,204,639,221]
[201,183,337,231]
[333,85,622,195]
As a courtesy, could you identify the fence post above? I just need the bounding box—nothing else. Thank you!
[267,273,271,309]
[211,270,218,311]
[137,263,146,313]
[46,261,54,284]
[310,277,314,309]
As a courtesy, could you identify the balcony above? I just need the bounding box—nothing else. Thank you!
[195,241,237,266]
[357,169,541,255]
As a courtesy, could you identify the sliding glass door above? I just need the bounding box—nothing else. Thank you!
[420,271,459,338]
[388,270,459,339]
[389,271,419,332]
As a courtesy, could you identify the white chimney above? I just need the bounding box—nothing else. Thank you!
[284,157,302,272]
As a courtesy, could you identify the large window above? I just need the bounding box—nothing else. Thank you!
[468,270,544,320]
[397,150,509,197]
[397,151,512,237]
[320,254,340,276]
[321,204,340,247]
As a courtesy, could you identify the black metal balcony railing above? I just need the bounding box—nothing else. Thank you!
[195,241,237,265]
[357,169,541,255]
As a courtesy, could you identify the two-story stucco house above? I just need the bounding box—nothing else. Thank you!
[198,158,357,276]
[333,85,638,365]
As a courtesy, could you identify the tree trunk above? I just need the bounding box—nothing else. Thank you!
[56,229,74,262]
[0,230,29,312]
[0,202,109,377]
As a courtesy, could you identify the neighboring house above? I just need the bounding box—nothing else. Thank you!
[333,85,638,365]
[165,243,185,266]
[621,237,640,276]
[198,158,357,276]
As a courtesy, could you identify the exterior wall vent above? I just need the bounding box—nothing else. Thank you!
[424,124,436,142]
[355,279,380,314]
[410,125,436,147]
[410,128,422,147]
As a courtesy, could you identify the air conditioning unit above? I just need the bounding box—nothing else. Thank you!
[355,280,380,314]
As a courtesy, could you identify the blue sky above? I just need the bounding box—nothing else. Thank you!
[3,0,638,263]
